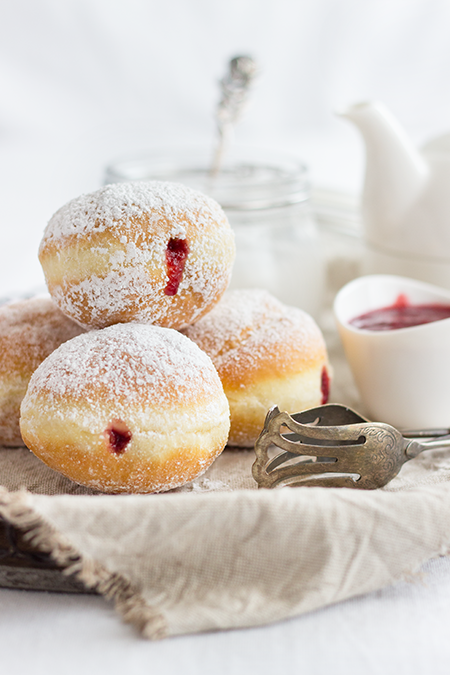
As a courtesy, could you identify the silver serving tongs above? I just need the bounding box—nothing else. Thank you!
[252,403,450,490]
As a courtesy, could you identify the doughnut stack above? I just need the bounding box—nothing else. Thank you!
[6,180,330,493]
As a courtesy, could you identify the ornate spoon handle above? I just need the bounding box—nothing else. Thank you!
[211,55,257,176]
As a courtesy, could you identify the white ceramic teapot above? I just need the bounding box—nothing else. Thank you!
[340,101,450,287]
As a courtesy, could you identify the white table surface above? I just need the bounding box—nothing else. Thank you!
[2,0,450,670]
[2,556,450,674]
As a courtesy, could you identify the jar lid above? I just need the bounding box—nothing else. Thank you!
[104,147,309,211]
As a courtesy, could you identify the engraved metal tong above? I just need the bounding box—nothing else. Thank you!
[252,404,450,490]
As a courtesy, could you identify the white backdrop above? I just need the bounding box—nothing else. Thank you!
[1,0,450,295]
[3,3,450,670]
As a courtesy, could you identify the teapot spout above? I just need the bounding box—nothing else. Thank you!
[339,101,428,247]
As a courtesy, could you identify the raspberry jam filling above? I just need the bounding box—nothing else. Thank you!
[105,419,132,454]
[165,237,190,296]
[349,294,450,331]
[321,366,330,404]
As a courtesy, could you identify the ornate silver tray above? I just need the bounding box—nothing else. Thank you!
[0,516,93,593]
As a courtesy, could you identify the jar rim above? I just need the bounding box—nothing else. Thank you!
[104,146,309,211]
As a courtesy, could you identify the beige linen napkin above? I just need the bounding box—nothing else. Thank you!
[1,329,450,639]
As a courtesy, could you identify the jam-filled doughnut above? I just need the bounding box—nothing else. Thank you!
[38,181,235,330]
[184,289,331,447]
[20,323,230,493]
[0,296,85,447]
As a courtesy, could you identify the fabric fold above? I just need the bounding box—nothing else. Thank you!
[2,482,450,638]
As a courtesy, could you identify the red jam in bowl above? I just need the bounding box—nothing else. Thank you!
[349,294,450,331]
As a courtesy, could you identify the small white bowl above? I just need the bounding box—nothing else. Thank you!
[333,274,450,428]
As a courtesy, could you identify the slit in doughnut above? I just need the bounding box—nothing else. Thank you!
[165,237,190,296]
[105,419,132,455]
[321,366,330,405]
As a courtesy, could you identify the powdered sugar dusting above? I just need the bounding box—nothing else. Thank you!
[40,181,226,243]
[39,181,235,329]
[23,323,224,409]
[0,296,85,446]
[0,297,84,373]
[184,288,325,373]
[176,476,233,493]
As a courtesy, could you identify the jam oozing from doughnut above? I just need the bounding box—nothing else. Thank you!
[321,366,330,404]
[349,294,450,331]
[105,420,132,454]
[165,238,190,296]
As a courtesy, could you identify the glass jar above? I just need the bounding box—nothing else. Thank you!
[104,147,324,319]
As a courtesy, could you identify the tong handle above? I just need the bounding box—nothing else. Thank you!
[401,428,450,439]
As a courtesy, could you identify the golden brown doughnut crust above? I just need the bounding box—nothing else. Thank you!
[0,296,84,446]
[20,323,230,493]
[38,181,235,330]
[184,289,330,447]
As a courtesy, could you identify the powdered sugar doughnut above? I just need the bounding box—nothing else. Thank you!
[184,289,330,447]
[20,323,230,493]
[38,181,235,330]
[0,296,85,447]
